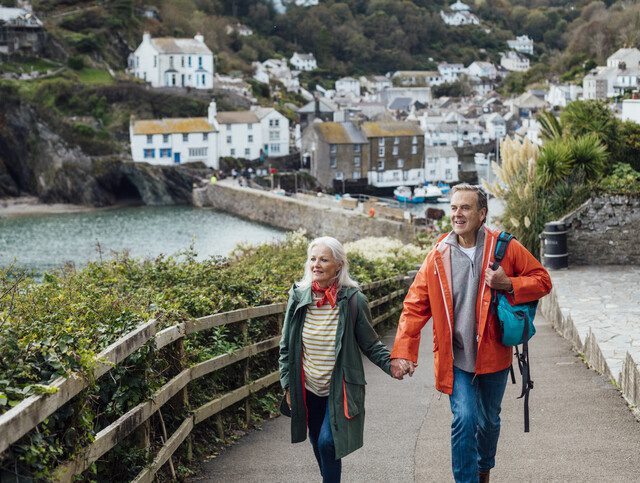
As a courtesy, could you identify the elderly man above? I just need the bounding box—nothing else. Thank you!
[391,184,552,483]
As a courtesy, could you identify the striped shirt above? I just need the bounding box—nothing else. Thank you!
[302,293,340,396]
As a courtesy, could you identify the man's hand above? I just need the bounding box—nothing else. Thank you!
[391,358,418,380]
[285,388,291,408]
[485,266,513,292]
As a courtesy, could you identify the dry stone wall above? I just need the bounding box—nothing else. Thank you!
[561,195,640,265]
[193,183,418,243]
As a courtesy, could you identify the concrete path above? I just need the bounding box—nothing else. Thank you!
[193,315,640,482]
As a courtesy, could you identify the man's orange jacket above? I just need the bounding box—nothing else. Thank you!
[391,226,552,395]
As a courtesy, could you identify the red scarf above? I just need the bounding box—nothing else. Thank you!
[311,281,338,308]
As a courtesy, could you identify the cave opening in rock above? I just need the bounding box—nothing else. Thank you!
[113,176,143,205]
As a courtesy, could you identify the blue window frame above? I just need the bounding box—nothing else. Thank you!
[143,148,155,159]
[160,148,172,158]
[198,56,203,68]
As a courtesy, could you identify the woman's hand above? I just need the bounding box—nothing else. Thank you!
[286,388,291,408]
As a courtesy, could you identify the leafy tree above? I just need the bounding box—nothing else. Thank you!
[560,100,618,152]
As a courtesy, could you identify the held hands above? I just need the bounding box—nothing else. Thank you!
[390,358,417,380]
[285,388,291,409]
[484,266,513,292]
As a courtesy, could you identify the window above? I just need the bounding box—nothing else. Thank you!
[377,159,384,170]
[189,147,207,157]
[394,137,400,145]
[162,134,169,143]
[202,74,205,85]
[352,171,360,179]
[430,169,436,176]
[230,148,236,156]
[411,145,418,154]
[143,148,155,158]
[245,148,250,156]
[269,119,280,127]
[203,132,208,141]
[335,171,344,180]
[378,146,385,157]
[226,124,231,131]
[354,156,361,167]
[146,135,153,144]
[198,56,203,68]
[354,145,361,153]
[412,136,418,145]
[169,56,174,68]
[248,135,253,143]
[397,158,404,168]
[269,130,279,141]
[135,56,139,68]
[248,124,253,130]
[226,136,232,144]
[392,146,398,156]
[153,56,157,67]
[330,144,337,154]
[378,138,385,146]
[159,148,172,158]
[270,144,280,153]
[182,133,189,142]
[188,56,192,67]
[181,56,185,67]
[330,155,337,168]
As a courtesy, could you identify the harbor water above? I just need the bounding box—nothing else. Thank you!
[0,206,285,273]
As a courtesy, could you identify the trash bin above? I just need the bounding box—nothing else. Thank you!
[542,221,568,269]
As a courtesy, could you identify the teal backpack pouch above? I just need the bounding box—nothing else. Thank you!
[496,294,537,346]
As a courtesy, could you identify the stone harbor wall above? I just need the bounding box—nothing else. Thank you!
[560,195,640,266]
[192,182,419,243]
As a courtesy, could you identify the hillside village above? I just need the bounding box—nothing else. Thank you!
[2,0,640,198]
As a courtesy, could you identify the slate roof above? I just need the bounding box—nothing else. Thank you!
[151,38,212,55]
[361,122,423,138]
[216,111,260,124]
[314,122,367,144]
[389,97,413,111]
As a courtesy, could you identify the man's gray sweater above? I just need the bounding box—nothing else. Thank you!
[444,228,485,373]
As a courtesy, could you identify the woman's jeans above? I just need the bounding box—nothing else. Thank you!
[449,366,509,483]
[306,389,341,483]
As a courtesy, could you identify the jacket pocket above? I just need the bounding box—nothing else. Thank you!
[342,366,366,419]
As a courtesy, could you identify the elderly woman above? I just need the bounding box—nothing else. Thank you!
[279,236,398,482]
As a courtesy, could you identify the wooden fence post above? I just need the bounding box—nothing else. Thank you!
[241,320,251,428]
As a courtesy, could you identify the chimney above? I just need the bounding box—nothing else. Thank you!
[208,99,217,123]
[143,31,151,43]
[194,33,204,43]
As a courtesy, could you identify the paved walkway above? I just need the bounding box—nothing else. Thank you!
[193,313,640,482]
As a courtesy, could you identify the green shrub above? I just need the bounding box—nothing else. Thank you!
[67,55,85,71]
[599,163,640,195]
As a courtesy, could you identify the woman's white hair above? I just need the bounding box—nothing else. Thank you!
[296,236,359,289]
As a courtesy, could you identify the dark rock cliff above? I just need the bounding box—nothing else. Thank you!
[0,89,209,206]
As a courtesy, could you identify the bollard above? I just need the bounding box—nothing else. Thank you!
[542,221,568,269]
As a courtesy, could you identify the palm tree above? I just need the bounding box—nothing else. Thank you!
[537,139,572,188]
[568,134,608,182]
[537,110,563,141]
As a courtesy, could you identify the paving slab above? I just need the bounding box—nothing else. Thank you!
[192,314,640,482]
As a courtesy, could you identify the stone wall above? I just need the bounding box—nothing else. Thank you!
[560,195,640,265]
[193,183,419,243]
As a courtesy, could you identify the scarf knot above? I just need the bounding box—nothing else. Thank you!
[311,281,338,308]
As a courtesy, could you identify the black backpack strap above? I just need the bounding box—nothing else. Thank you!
[514,316,534,432]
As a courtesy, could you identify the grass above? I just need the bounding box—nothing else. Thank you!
[76,67,114,85]
[0,57,60,74]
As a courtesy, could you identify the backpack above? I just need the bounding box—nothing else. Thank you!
[491,231,536,433]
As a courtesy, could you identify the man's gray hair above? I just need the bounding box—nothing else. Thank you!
[450,183,488,214]
[296,236,359,289]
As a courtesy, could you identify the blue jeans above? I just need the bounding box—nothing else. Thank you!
[307,390,341,483]
[449,366,509,483]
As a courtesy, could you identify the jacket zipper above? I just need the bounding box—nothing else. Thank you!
[435,261,454,359]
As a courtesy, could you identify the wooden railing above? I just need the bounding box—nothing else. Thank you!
[0,273,415,481]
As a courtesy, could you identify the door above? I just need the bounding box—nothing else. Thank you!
[174,152,181,164]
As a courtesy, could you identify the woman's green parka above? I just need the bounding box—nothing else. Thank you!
[279,284,392,459]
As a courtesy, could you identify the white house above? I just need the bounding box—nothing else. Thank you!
[0,6,44,54]
[335,77,361,97]
[392,70,444,86]
[450,1,471,11]
[252,106,290,158]
[466,61,498,80]
[130,101,289,168]
[440,10,480,26]
[225,23,253,36]
[129,101,219,167]
[621,99,640,124]
[360,75,393,93]
[606,48,640,68]
[500,51,530,72]
[131,32,214,89]
[484,112,506,139]
[507,35,534,56]
[424,146,459,183]
[546,84,582,108]
[290,52,317,71]
[438,63,465,83]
